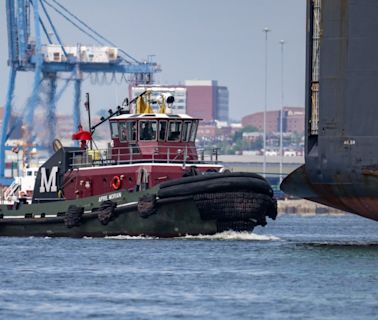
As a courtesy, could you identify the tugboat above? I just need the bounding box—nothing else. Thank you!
[0,92,277,237]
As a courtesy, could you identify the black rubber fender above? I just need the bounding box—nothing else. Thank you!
[159,172,267,189]
[137,194,157,218]
[158,176,273,198]
[97,200,117,225]
[64,205,84,228]
[194,192,276,221]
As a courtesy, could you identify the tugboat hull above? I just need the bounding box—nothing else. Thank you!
[0,174,277,238]
[0,197,214,238]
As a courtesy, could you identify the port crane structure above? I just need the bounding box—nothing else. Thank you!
[1,0,160,183]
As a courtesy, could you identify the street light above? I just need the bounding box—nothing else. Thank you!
[263,27,271,176]
[279,40,285,183]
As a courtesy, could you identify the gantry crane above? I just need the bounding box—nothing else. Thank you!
[1,0,160,181]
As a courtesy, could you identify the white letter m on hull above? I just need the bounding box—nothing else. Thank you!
[39,166,58,193]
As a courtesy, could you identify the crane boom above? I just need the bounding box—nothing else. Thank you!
[0,0,161,182]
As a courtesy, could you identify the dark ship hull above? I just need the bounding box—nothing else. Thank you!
[281,165,378,221]
[281,0,378,221]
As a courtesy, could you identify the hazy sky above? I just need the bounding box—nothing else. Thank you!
[0,0,306,121]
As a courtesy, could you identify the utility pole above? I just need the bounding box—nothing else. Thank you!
[263,27,271,176]
[280,40,285,182]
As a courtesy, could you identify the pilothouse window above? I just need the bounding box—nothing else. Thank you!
[140,121,157,141]
[159,121,168,141]
[182,121,192,142]
[190,120,198,142]
[119,121,137,142]
[168,121,182,141]
[110,122,119,139]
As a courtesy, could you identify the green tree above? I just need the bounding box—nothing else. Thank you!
[241,125,260,133]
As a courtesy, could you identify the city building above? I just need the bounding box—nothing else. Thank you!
[197,123,218,140]
[196,121,241,142]
[241,107,304,134]
[284,107,305,133]
[184,80,229,122]
[242,131,263,142]
[130,80,229,122]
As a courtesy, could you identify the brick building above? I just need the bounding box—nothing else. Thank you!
[196,123,218,139]
[185,80,228,121]
[284,107,305,133]
[241,107,304,134]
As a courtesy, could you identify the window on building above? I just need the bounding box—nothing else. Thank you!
[168,121,182,141]
[53,52,60,61]
[139,121,157,141]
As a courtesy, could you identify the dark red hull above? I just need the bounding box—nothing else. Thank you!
[281,165,378,221]
[63,163,223,199]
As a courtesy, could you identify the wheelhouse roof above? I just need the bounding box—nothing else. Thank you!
[111,113,201,121]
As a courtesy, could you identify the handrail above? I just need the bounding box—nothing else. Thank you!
[3,180,20,201]
[67,145,219,169]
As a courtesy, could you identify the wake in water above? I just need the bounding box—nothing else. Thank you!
[299,241,378,248]
[104,235,157,240]
[180,231,281,241]
[103,231,281,241]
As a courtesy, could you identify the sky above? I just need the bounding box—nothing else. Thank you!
[0,0,306,121]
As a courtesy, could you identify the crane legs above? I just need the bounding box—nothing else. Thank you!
[47,74,57,150]
[73,78,82,146]
[0,68,17,177]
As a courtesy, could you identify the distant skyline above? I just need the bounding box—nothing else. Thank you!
[0,0,306,121]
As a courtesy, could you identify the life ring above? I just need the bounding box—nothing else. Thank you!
[111,176,121,190]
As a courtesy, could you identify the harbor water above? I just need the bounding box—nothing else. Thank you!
[0,214,377,320]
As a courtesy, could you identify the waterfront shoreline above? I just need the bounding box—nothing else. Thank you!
[278,199,345,215]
